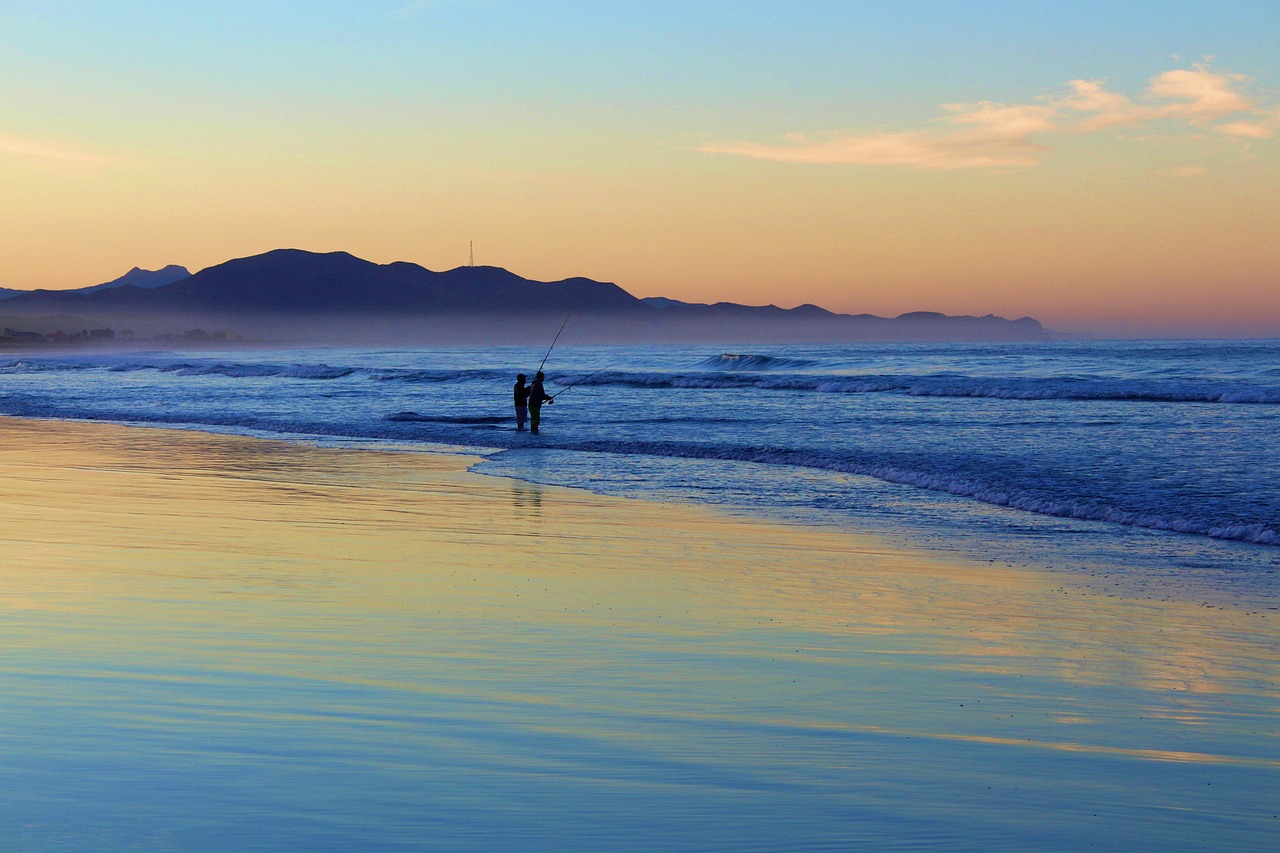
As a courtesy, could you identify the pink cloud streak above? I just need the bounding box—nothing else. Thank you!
[701,64,1275,169]
[0,135,109,163]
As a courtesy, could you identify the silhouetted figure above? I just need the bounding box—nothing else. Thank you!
[528,371,553,434]
[513,374,530,431]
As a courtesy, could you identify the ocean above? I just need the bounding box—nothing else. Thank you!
[2,338,1277,602]
[3,337,1280,850]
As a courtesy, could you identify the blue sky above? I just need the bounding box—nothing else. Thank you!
[3,1,1277,333]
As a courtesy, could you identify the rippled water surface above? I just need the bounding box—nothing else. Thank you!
[3,340,1277,594]
[1,346,1278,849]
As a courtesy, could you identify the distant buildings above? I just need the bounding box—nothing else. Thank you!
[1,326,231,349]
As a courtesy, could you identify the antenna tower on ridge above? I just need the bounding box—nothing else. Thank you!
[469,241,474,267]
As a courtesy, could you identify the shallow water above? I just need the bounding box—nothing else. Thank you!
[1,422,1277,850]
[2,340,1277,604]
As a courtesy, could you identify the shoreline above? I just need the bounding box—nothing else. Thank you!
[7,411,1278,609]
[4,412,1277,613]
[4,341,1277,582]
[2,415,1277,848]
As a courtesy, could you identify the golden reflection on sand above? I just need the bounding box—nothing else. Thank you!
[1,416,1276,750]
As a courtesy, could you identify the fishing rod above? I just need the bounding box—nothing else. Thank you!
[549,366,610,399]
[536,315,571,374]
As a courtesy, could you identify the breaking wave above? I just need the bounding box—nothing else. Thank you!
[384,412,508,425]
[3,342,1277,554]
[546,370,1280,404]
[699,353,817,370]
[509,437,1280,547]
[97,360,360,380]
[5,358,1277,404]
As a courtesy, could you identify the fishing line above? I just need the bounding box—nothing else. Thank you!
[550,366,611,399]
[536,315,571,374]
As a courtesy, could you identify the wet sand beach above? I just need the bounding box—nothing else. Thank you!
[0,417,1276,850]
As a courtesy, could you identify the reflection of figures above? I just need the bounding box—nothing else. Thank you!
[511,483,543,517]
[513,374,530,431]
[528,371,553,434]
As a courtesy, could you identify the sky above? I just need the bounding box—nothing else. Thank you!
[1,1,1277,336]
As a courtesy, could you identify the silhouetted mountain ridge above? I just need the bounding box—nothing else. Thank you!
[0,250,644,316]
[0,249,1048,342]
[80,265,192,294]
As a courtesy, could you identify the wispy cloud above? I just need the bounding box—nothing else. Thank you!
[701,63,1276,170]
[0,134,109,164]
[1216,120,1274,139]
[1148,67,1253,120]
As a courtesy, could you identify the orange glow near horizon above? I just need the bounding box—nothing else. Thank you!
[1,5,1276,337]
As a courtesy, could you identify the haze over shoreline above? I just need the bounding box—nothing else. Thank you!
[1,248,1051,346]
[7,248,1274,341]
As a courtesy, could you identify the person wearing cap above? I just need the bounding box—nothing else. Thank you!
[513,374,530,431]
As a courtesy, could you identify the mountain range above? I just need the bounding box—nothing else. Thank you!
[76,264,193,294]
[0,249,1048,344]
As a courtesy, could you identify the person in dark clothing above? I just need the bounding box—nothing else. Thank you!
[513,374,530,431]
[528,371,553,434]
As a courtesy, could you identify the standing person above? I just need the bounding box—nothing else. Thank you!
[513,374,530,431]
[528,371,553,434]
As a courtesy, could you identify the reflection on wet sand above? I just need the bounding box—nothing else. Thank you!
[0,417,1276,850]
[511,483,544,516]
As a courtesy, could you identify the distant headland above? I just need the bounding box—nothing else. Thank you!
[0,249,1049,347]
